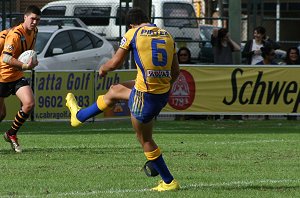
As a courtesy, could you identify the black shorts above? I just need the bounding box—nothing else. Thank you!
[0,77,30,97]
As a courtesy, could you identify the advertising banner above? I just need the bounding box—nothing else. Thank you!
[164,66,300,114]
[34,71,94,121]
[4,66,300,121]
[4,72,32,120]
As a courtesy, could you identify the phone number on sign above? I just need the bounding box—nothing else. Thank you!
[38,95,90,108]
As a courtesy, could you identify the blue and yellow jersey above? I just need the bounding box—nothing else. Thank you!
[120,24,176,94]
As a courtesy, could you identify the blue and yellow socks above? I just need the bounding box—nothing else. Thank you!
[76,95,108,122]
[145,148,174,184]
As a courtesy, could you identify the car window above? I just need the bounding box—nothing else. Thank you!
[201,27,212,40]
[39,19,74,27]
[200,27,212,41]
[36,32,52,54]
[70,30,93,51]
[200,26,220,41]
[71,20,85,28]
[42,6,66,15]
[163,3,198,28]
[74,7,111,26]
[46,31,72,57]
[39,18,87,28]
[88,32,104,48]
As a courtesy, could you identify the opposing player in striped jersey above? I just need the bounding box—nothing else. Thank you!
[0,28,10,122]
[0,5,40,152]
[0,17,23,122]
[66,8,180,191]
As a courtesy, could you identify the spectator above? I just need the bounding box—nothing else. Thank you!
[177,47,193,64]
[242,26,280,65]
[211,28,240,64]
[255,45,278,65]
[284,47,300,120]
[176,47,201,120]
[254,45,277,120]
[211,28,241,120]
[285,47,300,65]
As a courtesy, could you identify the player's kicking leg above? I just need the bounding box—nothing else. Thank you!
[65,93,82,127]
[65,81,134,127]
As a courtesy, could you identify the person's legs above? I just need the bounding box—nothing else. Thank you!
[131,115,179,191]
[129,89,179,191]
[66,81,134,127]
[0,97,6,122]
[131,117,157,152]
[4,85,34,152]
[0,82,9,122]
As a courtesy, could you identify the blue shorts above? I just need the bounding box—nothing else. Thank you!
[128,87,169,123]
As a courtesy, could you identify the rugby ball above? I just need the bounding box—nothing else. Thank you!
[143,160,159,177]
[18,50,37,64]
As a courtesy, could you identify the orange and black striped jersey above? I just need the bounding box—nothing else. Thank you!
[0,23,38,82]
[0,29,10,82]
[0,29,9,52]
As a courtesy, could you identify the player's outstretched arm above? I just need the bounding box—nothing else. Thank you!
[99,48,129,77]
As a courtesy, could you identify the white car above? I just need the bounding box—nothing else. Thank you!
[39,17,88,29]
[34,26,114,70]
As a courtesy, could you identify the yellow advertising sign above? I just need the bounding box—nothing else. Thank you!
[34,71,94,120]
[164,66,300,114]
[4,66,300,121]
[4,72,32,120]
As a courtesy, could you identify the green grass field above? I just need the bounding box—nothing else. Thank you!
[0,119,299,197]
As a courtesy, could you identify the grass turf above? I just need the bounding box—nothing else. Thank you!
[0,119,299,197]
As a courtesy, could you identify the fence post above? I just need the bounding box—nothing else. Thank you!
[229,0,241,64]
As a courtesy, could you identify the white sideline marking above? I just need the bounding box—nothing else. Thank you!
[26,128,134,133]
[184,179,300,189]
[212,139,292,145]
[55,179,300,196]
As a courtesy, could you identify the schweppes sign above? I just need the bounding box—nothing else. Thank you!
[163,66,300,114]
[223,68,300,112]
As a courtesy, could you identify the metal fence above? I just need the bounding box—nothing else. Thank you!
[242,1,300,51]
[1,0,300,64]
